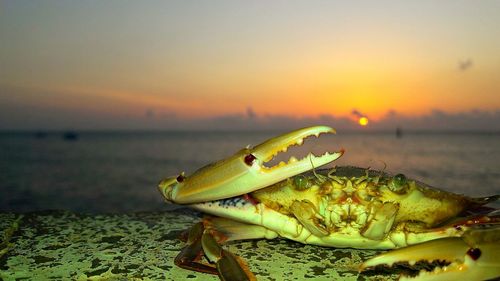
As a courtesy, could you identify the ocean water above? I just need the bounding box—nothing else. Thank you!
[1,130,499,213]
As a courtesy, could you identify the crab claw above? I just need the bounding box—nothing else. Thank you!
[159,125,343,204]
[359,226,500,281]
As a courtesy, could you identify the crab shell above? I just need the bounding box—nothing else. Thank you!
[158,125,500,281]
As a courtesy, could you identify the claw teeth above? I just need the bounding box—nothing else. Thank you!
[253,126,341,170]
[360,237,468,272]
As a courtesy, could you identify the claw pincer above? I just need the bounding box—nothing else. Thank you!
[360,223,500,281]
[159,125,342,204]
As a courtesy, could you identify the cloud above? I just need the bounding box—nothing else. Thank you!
[145,108,155,118]
[246,107,257,120]
[1,85,499,131]
[371,109,500,131]
[351,109,366,118]
[142,108,500,132]
[458,58,473,72]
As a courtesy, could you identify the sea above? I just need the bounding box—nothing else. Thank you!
[1,130,499,213]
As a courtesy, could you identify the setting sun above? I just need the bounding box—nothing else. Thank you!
[358,117,369,126]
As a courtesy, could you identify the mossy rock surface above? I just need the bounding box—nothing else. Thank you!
[0,209,396,280]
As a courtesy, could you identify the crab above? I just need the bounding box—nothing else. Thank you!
[158,126,500,281]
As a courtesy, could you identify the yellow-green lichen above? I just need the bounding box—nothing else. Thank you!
[0,214,22,258]
[0,210,396,280]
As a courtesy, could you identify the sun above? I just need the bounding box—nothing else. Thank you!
[358,116,369,126]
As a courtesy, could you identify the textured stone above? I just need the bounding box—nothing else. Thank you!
[0,209,397,280]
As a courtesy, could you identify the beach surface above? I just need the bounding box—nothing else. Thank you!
[0,209,395,280]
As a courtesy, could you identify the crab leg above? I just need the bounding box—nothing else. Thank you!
[201,230,255,281]
[175,218,278,280]
[175,222,219,275]
[159,126,343,204]
[360,225,500,281]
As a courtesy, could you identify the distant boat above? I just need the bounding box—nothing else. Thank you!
[34,131,48,139]
[396,127,403,138]
[63,131,78,141]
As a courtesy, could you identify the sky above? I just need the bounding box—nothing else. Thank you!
[1,1,500,131]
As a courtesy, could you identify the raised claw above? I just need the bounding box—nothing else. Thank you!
[159,125,343,204]
[359,225,500,281]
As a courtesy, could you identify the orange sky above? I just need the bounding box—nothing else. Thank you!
[1,1,499,129]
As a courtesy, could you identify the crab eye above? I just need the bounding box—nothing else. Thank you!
[176,174,185,183]
[293,175,311,190]
[388,174,407,193]
[244,154,257,166]
[394,174,406,186]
